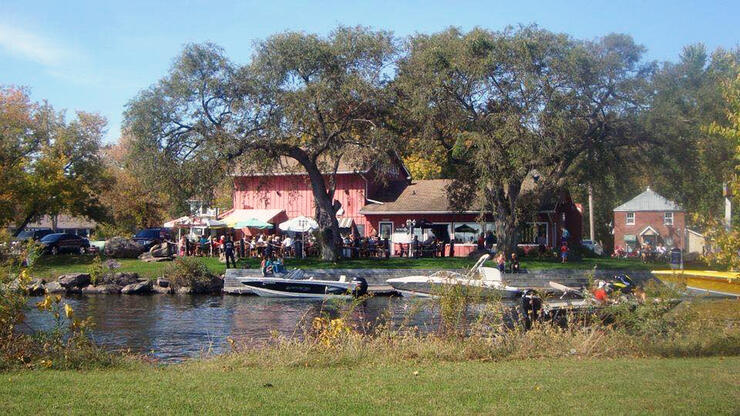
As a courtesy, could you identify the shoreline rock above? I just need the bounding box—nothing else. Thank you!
[121,280,152,294]
[82,284,123,294]
[58,273,91,289]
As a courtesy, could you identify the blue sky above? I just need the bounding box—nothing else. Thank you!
[1,0,738,142]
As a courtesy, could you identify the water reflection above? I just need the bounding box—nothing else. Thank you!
[24,295,438,361]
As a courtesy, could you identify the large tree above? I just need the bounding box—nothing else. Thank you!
[642,45,739,217]
[0,86,108,234]
[395,26,652,254]
[125,27,397,260]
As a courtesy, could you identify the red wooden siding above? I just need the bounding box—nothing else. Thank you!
[234,174,369,232]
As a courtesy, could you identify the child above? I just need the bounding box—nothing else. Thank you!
[261,256,274,276]
[560,243,568,263]
[496,252,506,273]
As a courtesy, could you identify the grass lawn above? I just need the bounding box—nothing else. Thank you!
[31,254,676,279]
[1,357,737,415]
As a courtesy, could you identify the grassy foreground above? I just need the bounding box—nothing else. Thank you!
[33,254,663,279]
[1,357,737,415]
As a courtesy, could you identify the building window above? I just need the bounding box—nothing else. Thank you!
[664,212,673,226]
[626,212,635,225]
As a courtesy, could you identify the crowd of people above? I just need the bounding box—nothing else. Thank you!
[613,242,669,262]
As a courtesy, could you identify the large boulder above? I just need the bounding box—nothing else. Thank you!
[27,278,46,296]
[150,242,174,258]
[121,280,152,294]
[100,272,140,287]
[152,285,172,294]
[104,237,144,258]
[138,252,173,262]
[82,284,122,294]
[58,273,91,288]
[45,281,65,293]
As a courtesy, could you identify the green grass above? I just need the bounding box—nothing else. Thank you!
[31,254,679,279]
[1,357,737,415]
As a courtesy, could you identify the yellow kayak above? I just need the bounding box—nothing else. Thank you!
[652,270,740,297]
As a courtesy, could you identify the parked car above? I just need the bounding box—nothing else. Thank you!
[581,239,604,256]
[14,229,54,242]
[39,233,90,255]
[132,228,172,251]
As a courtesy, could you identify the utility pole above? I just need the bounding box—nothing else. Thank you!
[724,182,732,231]
[588,184,595,241]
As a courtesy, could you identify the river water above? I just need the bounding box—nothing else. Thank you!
[24,295,439,361]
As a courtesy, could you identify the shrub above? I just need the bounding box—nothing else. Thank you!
[164,257,216,292]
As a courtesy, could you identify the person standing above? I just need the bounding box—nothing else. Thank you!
[224,236,236,269]
[560,242,568,264]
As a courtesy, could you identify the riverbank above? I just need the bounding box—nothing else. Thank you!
[2,357,737,415]
[33,254,670,280]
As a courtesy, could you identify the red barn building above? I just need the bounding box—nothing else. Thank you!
[227,158,582,256]
[613,187,685,252]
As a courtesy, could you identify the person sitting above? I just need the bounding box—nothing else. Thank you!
[273,256,285,274]
[510,253,520,273]
[496,252,506,273]
[261,255,274,276]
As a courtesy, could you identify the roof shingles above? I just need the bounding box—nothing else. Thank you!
[613,188,683,212]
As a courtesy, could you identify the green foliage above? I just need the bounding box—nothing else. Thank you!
[0,86,109,232]
[124,27,400,261]
[395,26,651,253]
[164,257,215,291]
[87,255,103,285]
[643,45,739,218]
[91,223,132,241]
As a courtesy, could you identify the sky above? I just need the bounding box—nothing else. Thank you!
[1,0,739,143]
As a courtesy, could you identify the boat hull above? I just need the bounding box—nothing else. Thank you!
[386,276,522,299]
[652,270,740,297]
[238,277,359,299]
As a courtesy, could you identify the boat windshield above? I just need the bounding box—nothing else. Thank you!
[285,269,306,280]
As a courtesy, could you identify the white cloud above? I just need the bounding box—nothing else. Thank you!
[0,23,70,67]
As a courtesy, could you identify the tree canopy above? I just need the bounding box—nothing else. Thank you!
[394,26,652,253]
[0,86,108,234]
[124,26,398,260]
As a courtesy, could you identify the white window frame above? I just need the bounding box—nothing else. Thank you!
[626,212,635,226]
[663,212,673,226]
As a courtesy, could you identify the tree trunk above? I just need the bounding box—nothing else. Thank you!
[291,149,341,262]
[12,211,36,237]
[491,184,521,257]
[493,205,517,257]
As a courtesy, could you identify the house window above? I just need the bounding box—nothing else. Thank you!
[626,212,635,225]
[664,212,673,226]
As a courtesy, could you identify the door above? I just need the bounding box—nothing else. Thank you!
[379,222,393,239]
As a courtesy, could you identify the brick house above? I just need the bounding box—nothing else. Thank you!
[225,158,582,256]
[613,187,685,252]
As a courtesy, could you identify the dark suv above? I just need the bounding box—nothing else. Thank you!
[39,233,90,255]
[133,228,172,250]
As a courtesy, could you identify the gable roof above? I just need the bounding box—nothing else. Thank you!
[613,187,683,212]
[361,179,463,214]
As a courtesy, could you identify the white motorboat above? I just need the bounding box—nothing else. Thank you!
[235,269,368,299]
[386,255,526,299]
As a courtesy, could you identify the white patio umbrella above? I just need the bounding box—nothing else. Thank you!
[279,216,318,233]
[279,216,318,258]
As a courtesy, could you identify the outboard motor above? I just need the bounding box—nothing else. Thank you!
[351,277,368,297]
[520,289,542,330]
